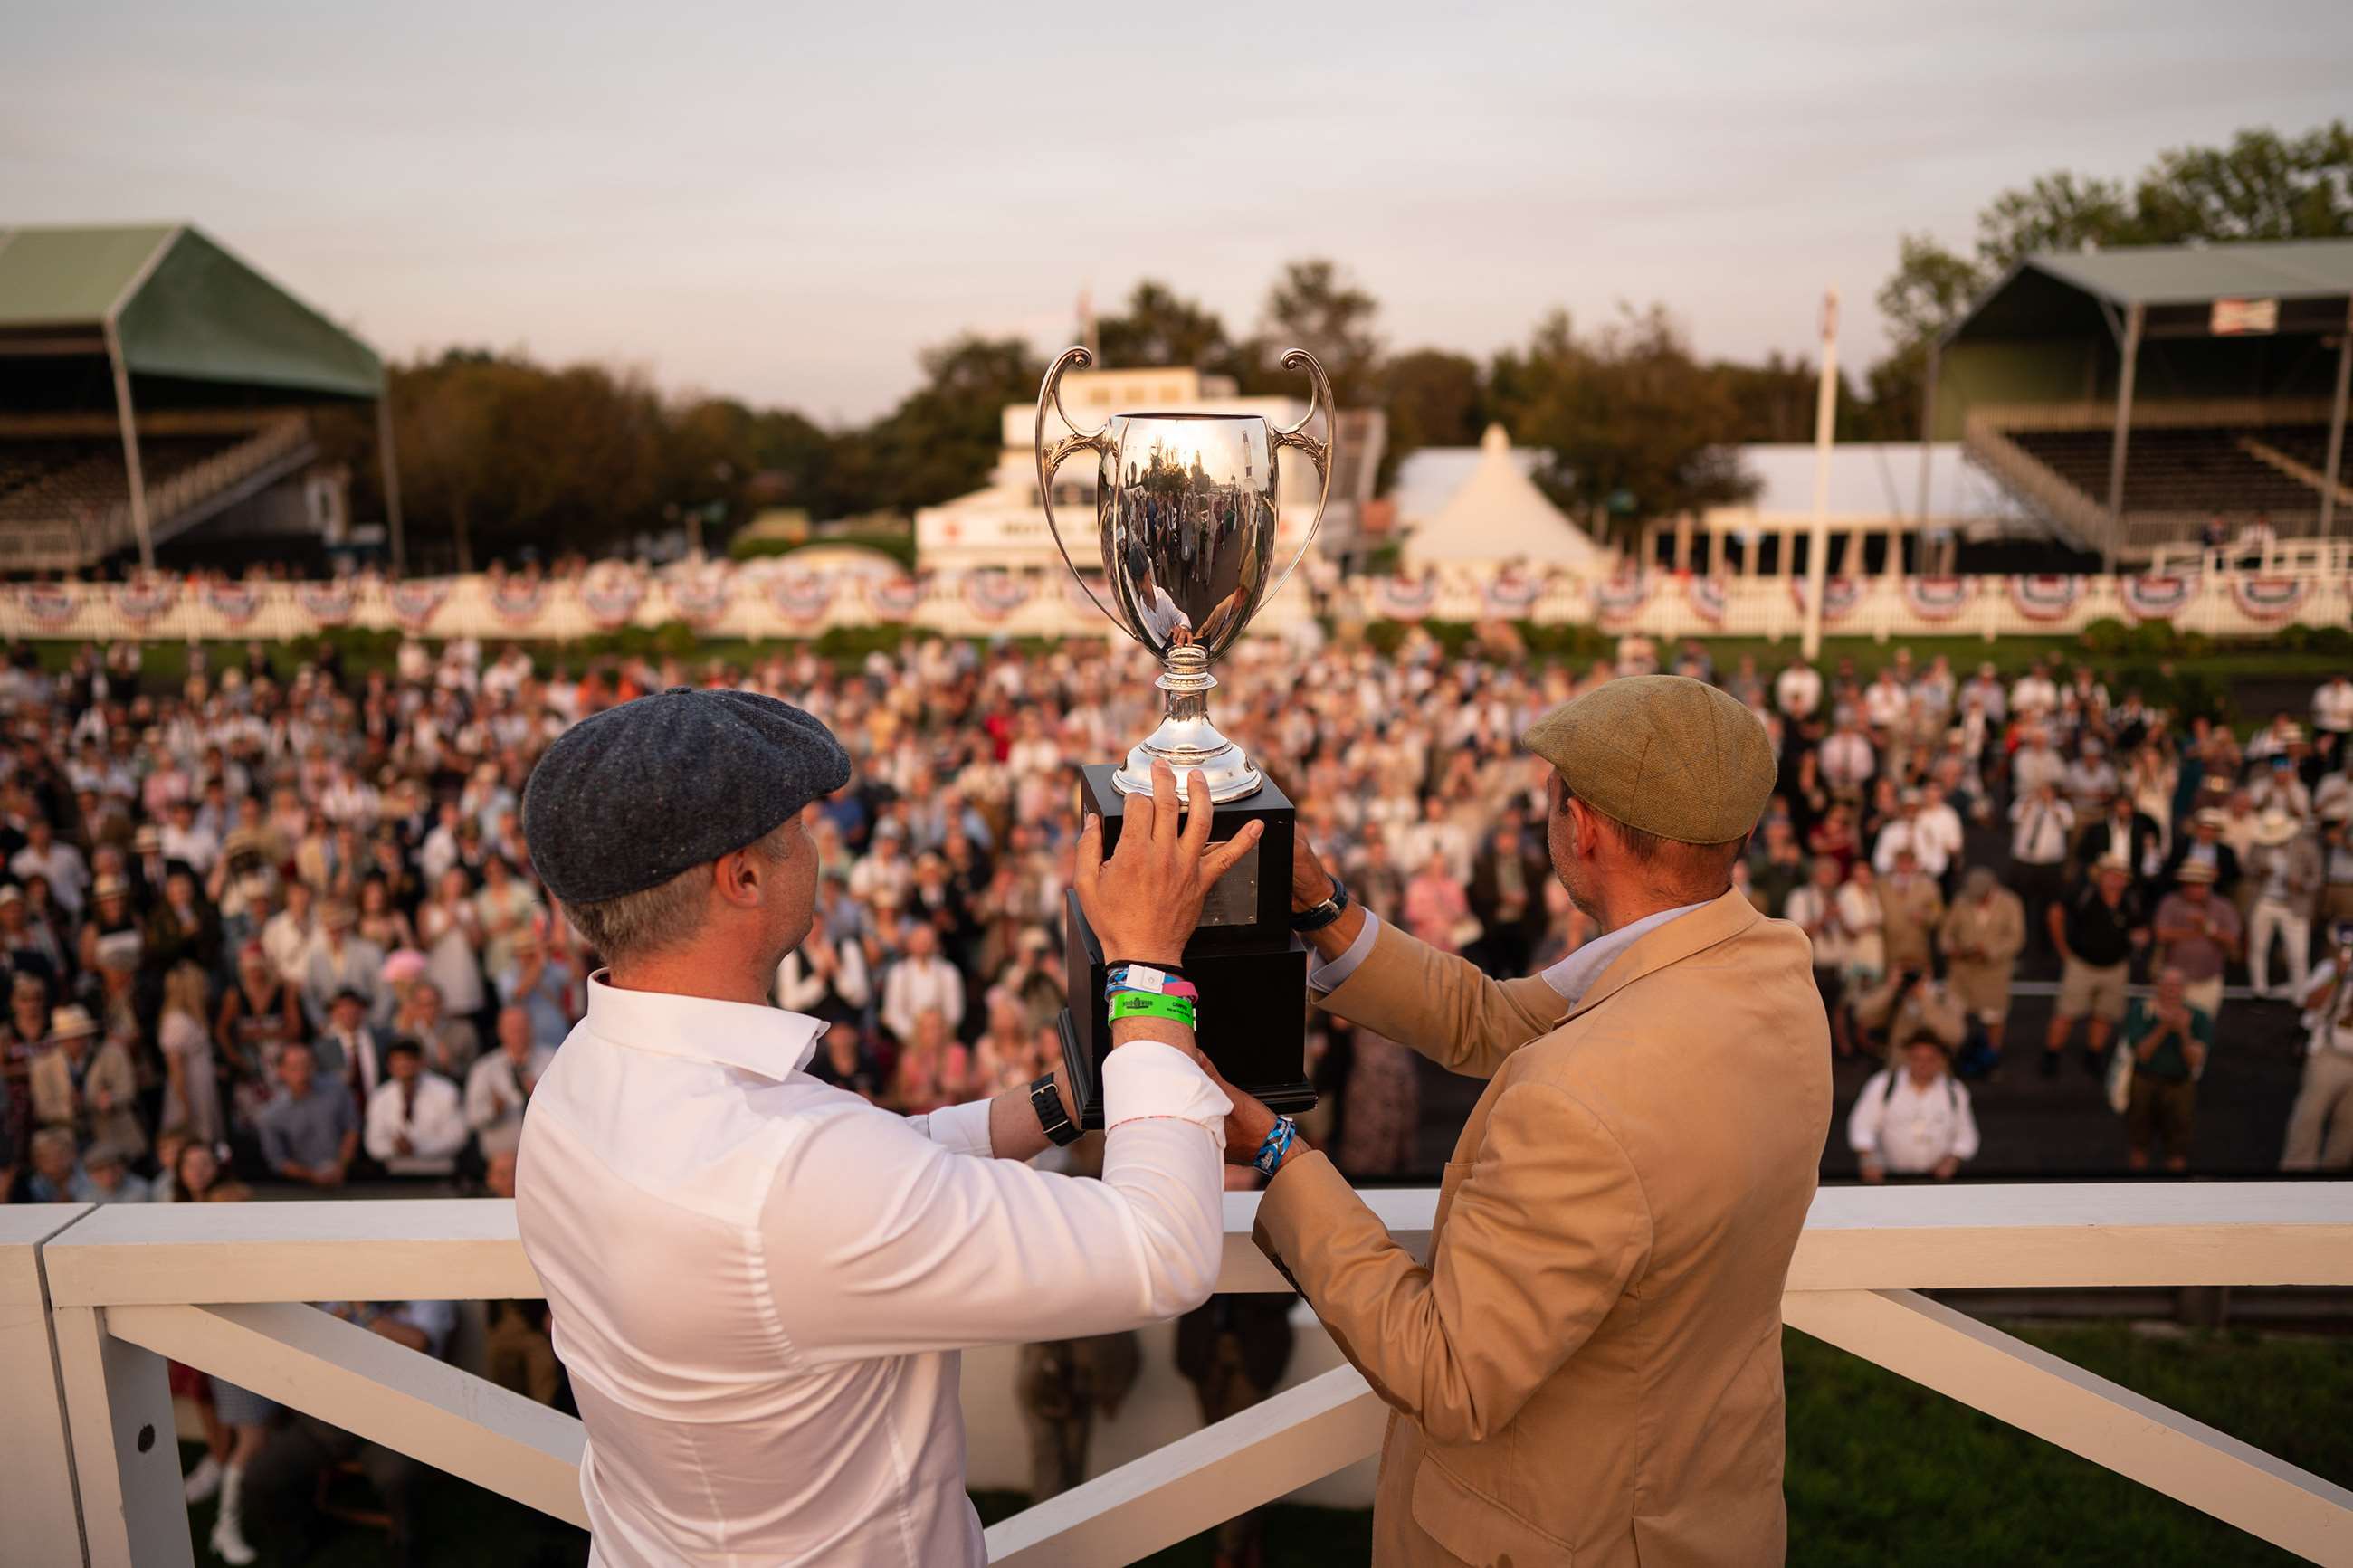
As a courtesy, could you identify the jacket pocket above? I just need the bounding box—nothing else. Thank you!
[1411,1455,1575,1567]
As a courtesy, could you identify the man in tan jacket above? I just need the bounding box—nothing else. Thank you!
[1226,676,1829,1566]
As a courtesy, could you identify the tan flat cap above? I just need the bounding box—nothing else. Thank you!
[1521,674,1775,845]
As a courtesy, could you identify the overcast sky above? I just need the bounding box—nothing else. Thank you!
[5,1,2347,423]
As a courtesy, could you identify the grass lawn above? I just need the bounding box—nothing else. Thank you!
[176,1319,2349,1566]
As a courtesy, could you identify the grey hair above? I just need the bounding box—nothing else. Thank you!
[561,819,797,964]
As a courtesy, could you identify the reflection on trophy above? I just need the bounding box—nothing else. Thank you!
[1036,345,1336,1126]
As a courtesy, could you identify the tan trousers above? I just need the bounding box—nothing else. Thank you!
[485,1305,562,1406]
[2282,1051,2353,1170]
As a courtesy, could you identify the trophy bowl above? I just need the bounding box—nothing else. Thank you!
[1035,346,1335,803]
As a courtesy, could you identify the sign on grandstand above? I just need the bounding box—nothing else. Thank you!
[2209,298,2280,336]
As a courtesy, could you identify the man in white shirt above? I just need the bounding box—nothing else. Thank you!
[363,1039,470,1176]
[514,688,1253,1567]
[2282,923,2353,1169]
[11,817,89,919]
[465,1004,556,1159]
[880,919,966,1043]
[1848,1034,1979,1180]
[1819,712,1876,799]
[2316,677,2353,738]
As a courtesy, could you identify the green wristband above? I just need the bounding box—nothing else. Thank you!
[1108,991,1197,1029]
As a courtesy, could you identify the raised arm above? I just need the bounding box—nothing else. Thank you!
[1294,836,1567,1079]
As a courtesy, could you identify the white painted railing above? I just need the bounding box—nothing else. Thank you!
[8,1184,2351,1567]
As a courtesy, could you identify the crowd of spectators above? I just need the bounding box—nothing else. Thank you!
[0,628,2348,1559]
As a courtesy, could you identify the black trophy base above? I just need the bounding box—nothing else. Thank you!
[1059,765,1316,1130]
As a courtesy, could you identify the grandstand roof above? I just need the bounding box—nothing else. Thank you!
[1948,239,2353,346]
[0,223,383,398]
[2024,239,2353,307]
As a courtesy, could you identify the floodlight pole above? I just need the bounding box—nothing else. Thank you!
[2103,301,2144,575]
[102,323,156,573]
[376,397,408,577]
[1801,289,1838,660]
[2320,299,2351,542]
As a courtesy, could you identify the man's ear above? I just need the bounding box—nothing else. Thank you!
[711,847,764,910]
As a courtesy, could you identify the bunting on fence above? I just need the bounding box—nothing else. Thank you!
[113,576,179,627]
[387,579,449,632]
[487,576,550,626]
[1375,573,1441,621]
[2119,574,2200,622]
[296,580,357,626]
[765,573,834,625]
[864,574,926,622]
[1592,573,1650,625]
[663,570,733,628]
[2005,575,2083,622]
[962,569,1033,620]
[1684,575,1729,624]
[1900,575,1974,622]
[202,580,263,627]
[1788,575,1866,622]
[579,565,646,629]
[14,583,78,630]
[2228,575,2309,622]
[1479,568,1548,619]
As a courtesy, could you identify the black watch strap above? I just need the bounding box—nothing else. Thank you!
[1291,873,1352,933]
[1030,1072,1081,1146]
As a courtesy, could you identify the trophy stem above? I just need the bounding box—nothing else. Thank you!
[1112,645,1263,803]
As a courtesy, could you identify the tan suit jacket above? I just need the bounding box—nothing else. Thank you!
[30,1039,147,1157]
[1878,874,1945,973]
[1255,889,1829,1567]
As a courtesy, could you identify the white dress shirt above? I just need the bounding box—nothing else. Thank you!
[363,1071,470,1173]
[879,955,965,1041]
[515,974,1229,1568]
[1847,1067,1979,1174]
[465,1043,557,1157]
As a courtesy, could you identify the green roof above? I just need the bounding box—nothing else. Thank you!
[0,223,384,399]
[2025,239,2353,306]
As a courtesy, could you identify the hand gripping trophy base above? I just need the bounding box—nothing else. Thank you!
[1110,644,1262,803]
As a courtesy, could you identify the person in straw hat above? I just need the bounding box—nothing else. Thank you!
[2245,808,2321,1002]
[1246,674,1828,1567]
[29,1002,145,1158]
[2155,860,2242,1023]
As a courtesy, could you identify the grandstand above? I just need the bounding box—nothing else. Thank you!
[0,223,398,573]
[1929,239,2353,565]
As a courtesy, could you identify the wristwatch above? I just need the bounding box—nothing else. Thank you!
[1291,872,1352,934]
[1029,1072,1081,1147]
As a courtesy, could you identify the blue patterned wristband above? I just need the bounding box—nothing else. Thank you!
[1252,1116,1298,1177]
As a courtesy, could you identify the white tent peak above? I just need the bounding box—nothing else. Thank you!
[1404,422,1603,569]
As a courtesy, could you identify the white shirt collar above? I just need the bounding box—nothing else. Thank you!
[582,970,824,1079]
[1539,900,1710,1006]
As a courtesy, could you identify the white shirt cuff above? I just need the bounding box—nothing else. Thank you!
[1102,1040,1231,1142]
[1307,908,1381,993]
[915,1098,996,1159]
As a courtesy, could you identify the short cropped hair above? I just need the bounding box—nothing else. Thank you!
[562,819,797,964]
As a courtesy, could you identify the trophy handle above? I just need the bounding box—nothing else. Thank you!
[1034,346,1123,633]
[1263,347,1338,610]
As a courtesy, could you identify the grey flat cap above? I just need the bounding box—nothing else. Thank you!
[522,687,849,906]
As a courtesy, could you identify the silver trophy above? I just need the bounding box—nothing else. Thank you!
[1034,345,1335,803]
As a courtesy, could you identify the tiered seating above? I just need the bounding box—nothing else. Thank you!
[0,434,243,522]
[2007,425,2324,518]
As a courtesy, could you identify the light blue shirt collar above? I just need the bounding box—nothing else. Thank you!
[1538,901,1711,1005]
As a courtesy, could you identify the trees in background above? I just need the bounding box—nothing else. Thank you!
[356,121,2348,567]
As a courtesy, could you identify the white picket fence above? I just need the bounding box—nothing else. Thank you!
[6,1184,2351,1567]
[4,552,2348,647]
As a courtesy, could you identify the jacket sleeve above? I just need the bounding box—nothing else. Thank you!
[1253,1079,1651,1446]
[1314,917,1570,1079]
